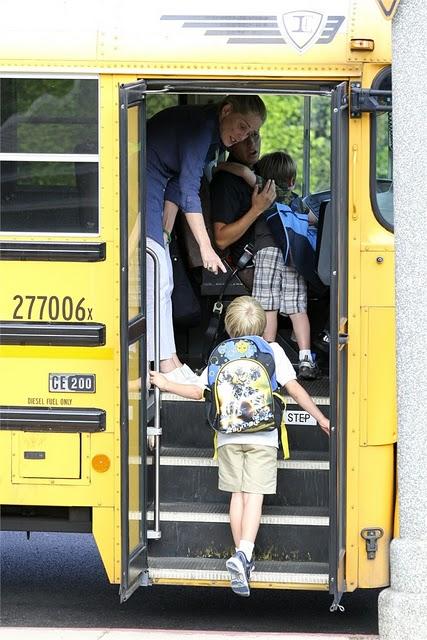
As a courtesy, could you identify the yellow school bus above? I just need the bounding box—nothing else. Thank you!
[0,0,397,607]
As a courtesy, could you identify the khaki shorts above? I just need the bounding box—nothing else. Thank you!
[217,443,278,494]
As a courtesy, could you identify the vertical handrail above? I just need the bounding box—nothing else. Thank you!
[302,95,311,198]
[146,246,162,539]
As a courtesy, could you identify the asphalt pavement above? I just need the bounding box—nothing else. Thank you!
[0,531,380,637]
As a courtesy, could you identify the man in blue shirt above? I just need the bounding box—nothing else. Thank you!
[145,95,267,381]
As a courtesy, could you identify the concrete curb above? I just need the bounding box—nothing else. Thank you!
[0,629,379,640]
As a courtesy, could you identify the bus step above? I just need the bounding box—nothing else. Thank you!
[145,503,329,562]
[156,446,329,462]
[147,454,329,507]
[160,397,330,453]
[147,556,329,588]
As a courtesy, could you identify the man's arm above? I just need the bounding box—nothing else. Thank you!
[213,180,277,251]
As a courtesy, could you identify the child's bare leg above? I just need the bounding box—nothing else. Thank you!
[229,492,244,547]
[240,492,264,543]
[263,310,278,342]
[289,312,311,351]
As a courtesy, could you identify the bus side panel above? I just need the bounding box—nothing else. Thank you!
[360,304,397,446]
[357,444,394,588]
[357,254,396,587]
[93,506,117,583]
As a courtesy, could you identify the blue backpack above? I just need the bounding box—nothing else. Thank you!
[204,336,285,435]
[265,202,322,289]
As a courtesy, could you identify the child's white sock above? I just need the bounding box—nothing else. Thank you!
[238,539,254,561]
[299,349,312,362]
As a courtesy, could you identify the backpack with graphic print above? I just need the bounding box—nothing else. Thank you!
[204,336,285,435]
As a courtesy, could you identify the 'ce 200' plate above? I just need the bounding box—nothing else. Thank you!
[49,373,96,393]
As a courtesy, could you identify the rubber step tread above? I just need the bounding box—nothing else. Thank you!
[148,556,328,573]
[147,502,328,517]
[158,446,329,463]
[147,556,329,585]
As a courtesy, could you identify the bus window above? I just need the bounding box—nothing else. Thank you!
[309,95,331,194]
[261,94,330,197]
[0,77,98,234]
[146,94,179,120]
[262,94,304,193]
[370,68,393,230]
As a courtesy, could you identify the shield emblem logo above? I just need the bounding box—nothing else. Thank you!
[281,11,327,53]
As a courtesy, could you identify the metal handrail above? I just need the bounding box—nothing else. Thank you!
[146,246,161,540]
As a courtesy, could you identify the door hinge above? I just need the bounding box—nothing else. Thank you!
[361,527,384,559]
[350,83,392,118]
[147,529,162,540]
[139,568,151,587]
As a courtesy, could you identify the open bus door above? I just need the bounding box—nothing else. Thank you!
[329,81,349,611]
[119,80,150,601]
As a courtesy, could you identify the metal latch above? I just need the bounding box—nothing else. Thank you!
[361,527,384,559]
[212,301,223,315]
[350,83,392,118]
[147,529,162,540]
[147,426,162,437]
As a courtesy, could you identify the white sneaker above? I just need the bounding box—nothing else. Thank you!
[162,364,199,384]
[162,368,184,383]
[179,363,199,383]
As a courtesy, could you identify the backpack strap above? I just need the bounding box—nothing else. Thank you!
[280,412,290,459]
[273,390,290,459]
[212,431,218,460]
[202,244,254,364]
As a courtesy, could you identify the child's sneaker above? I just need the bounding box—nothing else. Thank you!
[225,550,253,597]
[298,356,320,380]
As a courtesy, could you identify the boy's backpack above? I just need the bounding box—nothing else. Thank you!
[204,336,285,435]
[265,201,325,292]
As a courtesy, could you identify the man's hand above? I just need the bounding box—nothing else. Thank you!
[251,179,276,216]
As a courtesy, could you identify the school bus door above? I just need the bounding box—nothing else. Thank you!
[329,82,349,610]
[119,80,150,601]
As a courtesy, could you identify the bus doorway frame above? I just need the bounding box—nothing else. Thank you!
[329,81,349,611]
[118,78,348,603]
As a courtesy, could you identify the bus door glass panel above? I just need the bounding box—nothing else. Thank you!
[0,78,99,233]
[371,69,393,229]
[128,339,142,554]
[119,82,148,601]
[128,106,141,318]
[127,104,144,556]
[329,82,348,610]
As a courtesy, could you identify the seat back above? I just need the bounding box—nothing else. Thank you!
[180,175,251,295]
[316,200,332,286]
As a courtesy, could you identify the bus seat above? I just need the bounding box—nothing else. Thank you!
[316,200,331,286]
[181,176,212,269]
[200,260,251,296]
[180,175,251,296]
